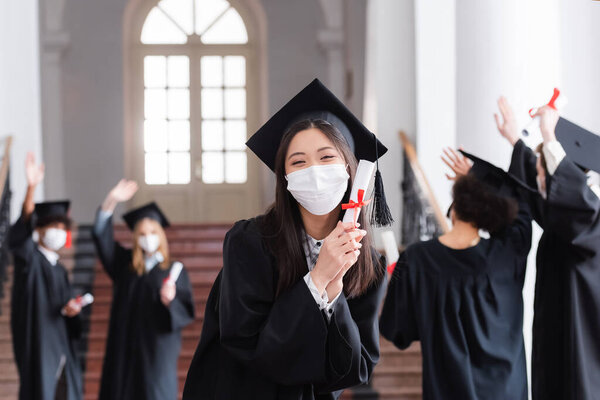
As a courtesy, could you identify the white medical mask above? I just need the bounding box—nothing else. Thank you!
[138,234,160,254]
[42,228,67,251]
[286,164,349,215]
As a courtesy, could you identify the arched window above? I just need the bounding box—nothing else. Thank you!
[124,0,265,222]
[139,0,250,185]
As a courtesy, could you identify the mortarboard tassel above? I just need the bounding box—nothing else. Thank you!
[65,230,72,249]
[370,134,394,227]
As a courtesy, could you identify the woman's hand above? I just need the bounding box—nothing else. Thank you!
[101,179,138,213]
[494,96,520,146]
[533,105,559,143]
[441,147,472,181]
[310,221,364,295]
[160,281,176,307]
[62,298,82,317]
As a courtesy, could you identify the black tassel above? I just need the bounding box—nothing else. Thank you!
[371,168,394,227]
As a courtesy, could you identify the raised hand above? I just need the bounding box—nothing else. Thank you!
[25,152,45,187]
[494,96,520,146]
[102,179,138,212]
[441,147,472,181]
[533,105,559,143]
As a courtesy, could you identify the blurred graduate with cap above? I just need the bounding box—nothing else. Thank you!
[92,180,194,400]
[9,152,83,400]
[380,142,534,399]
[183,79,390,399]
[495,97,600,400]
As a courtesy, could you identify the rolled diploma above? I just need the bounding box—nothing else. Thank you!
[165,261,183,285]
[522,94,568,136]
[380,230,399,268]
[342,160,375,224]
[78,293,94,308]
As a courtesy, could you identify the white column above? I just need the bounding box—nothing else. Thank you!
[414,0,456,211]
[317,0,346,97]
[456,2,560,396]
[0,0,44,221]
[363,0,416,245]
[39,0,70,200]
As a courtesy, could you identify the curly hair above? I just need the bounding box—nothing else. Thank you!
[451,174,518,234]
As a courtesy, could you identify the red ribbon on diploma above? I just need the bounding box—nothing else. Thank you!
[529,88,560,117]
[342,189,368,228]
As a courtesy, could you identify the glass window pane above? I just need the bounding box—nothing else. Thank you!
[145,152,168,184]
[141,7,187,44]
[158,0,194,35]
[195,0,230,35]
[202,151,224,184]
[201,56,223,87]
[202,120,224,150]
[144,120,168,152]
[201,7,248,44]
[168,152,191,184]
[225,151,247,183]
[224,88,245,119]
[224,120,246,150]
[167,56,189,87]
[145,89,167,119]
[144,56,167,88]
[168,120,190,151]
[224,56,245,87]
[167,88,190,119]
[201,88,223,119]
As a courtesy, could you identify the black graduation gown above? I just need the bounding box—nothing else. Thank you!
[509,139,600,400]
[380,189,532,400]
[92,210,195,400]
[9,215,83,400]
[182,217,387,400]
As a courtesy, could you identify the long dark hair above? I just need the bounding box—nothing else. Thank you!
[262,119,383,298]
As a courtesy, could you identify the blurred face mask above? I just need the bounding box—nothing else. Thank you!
[138,234,160,254]
[286,164,349,216]
[42,228,67,251]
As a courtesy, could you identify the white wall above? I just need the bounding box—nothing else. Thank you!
[0,0,44,221]
[364,0,416,246]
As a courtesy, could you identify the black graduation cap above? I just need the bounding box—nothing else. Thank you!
[246,78,393,226]
[122,202,170,231]
[458,150,538,196]
[34,201,70,220]
[556,117,600,173]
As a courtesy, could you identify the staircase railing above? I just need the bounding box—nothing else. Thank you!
[0,136,13,309]
[400,131,448,246]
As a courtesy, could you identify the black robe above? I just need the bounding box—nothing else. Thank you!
[9,215,83,400]
[380,184,532,400]
[92,210,195,400]
[509,139,600,400]
[182,217,387,400]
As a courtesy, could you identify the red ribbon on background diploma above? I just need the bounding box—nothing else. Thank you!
[342,189,369,228]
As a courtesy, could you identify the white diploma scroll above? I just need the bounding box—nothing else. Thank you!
[165,261,183,285]
[342,160,375,225]
[78,293,94,308]
[380,230,399,271]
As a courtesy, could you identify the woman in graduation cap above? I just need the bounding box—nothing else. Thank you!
[495,97,600,400]
[380,147,534,400]
[91,180,195,400]
[9,152,83,400]
[183,79,390,399]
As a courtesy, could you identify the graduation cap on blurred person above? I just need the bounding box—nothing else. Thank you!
[122,202,170,231]
[246,78,393,226]
[34,201,71,221]
[555,117,600,173]
[458,150,538,196]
